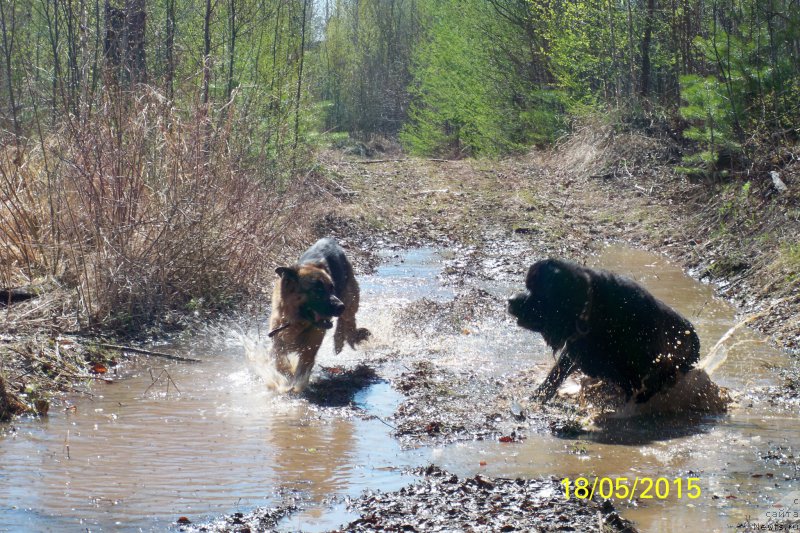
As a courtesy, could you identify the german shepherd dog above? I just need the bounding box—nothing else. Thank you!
[508,259,700,405]
[268,238,370,392]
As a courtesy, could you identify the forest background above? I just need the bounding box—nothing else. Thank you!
[0,0,797,333]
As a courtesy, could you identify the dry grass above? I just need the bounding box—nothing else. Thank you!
[1,88,311,332]
[541,119,676,180]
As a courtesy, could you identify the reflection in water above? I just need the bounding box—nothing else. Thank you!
[0,244,797,533]
[0,349,413,531]
[266,404,355,499]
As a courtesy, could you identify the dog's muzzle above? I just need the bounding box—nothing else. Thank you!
[329,296,345,317]
[312,311,335,330]
[508,291,540,331]
[507,291,529,318]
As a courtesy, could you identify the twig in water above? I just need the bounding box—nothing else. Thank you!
[98,343,201,363]
[374,414,397,431]
[144,368,182,397]
[144,368,163,396]
[693,299,709,318]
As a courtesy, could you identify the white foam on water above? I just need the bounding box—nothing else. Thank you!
[235,330,299,393]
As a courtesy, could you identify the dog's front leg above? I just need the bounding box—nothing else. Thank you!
[534,350,576,404]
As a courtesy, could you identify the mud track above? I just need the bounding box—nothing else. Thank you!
[190,139,798,531]
[292,145,797,532]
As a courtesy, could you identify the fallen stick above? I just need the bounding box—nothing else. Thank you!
[98,343,202,363]
[356,158,454,164]
[356,158,408,164]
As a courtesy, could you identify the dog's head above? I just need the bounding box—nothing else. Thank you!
[508,259,591,348]
[275,262,345,329]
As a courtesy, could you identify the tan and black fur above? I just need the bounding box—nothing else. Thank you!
[269,238,370,391]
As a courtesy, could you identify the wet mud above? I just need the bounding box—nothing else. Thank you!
[336,465,636,533]
[3,150,800,532]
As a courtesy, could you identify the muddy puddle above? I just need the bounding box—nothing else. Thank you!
[1,243,799,532]
[0,349,418,531]
[433,244,800,532]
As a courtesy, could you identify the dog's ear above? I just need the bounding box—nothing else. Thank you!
[525,259,557,290]
[542,261,590,311]
[275,266,299,280]
[529,259,592,343]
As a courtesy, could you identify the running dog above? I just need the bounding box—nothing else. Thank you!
[268,238,370,392]
[508,258,700,404]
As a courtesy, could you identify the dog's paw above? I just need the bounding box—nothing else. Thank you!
[348,328,371,348]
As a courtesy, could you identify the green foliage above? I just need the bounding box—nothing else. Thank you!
[678,74,740,173]
[678,2,800,171]
[517,90,569,146]
[401,1,504,156]
[401,0,564,157]
[314,0,417,136]
[2,0,798,165]
[541,0,626,104]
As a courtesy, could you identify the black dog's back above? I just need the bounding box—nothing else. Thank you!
[299,238,350,300]
[299,237,370,354]
[574,265,700,397]
[509,258,701,403]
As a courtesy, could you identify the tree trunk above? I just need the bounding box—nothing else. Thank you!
[226,0,236,100]
[640,0,656,97]
[0,0,20,137]
[125,0,146,84]
[165,0,174,99]
[104,0,146,87]
[202,0,211,106]
[294,0,308,151]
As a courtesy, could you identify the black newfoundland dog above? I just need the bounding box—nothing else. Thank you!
[508,259,700,404]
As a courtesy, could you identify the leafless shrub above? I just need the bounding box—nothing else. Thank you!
[1,88,310,331]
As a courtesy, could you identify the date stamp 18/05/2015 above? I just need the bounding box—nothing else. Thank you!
[561,477,701,501]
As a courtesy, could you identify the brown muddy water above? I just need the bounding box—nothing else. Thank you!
[1,244,799,532]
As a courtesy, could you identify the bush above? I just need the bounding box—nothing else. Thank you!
[0,88,306,331]
[678,74,741,176]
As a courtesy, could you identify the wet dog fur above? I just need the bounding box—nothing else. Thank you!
[269,238,370,392]
[508,258,700,405]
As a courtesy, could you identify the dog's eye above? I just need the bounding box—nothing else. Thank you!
[313,282,327,294]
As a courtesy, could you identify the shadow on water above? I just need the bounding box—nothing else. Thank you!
[301,365,382,408]
[584,414,715,446]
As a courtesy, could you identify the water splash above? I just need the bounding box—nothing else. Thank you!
[698,315,758,376]
[237,330,300,393]
[608,368,730,418]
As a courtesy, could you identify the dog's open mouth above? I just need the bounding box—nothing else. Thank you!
[313,311,334,330]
